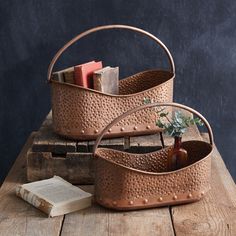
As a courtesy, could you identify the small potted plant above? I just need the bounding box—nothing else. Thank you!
[156,110,203,170]
[143,98,203,171]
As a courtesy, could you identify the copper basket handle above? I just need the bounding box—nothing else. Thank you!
[93,102,214,155]
[47,24,175,82]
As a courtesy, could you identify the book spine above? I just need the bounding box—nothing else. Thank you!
[16,186,53,216]
[52,72,64,82]
[93,67,119,94]
[93,73,102,91]
[74,66,85,87]
[74,67,90,88]
[64,70,75,84]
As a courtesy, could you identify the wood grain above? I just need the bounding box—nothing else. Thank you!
[171,134,236,236]
[61,187,175,236]
[32,123,77,154]
[27,150,94,184]
[0,133,64,236]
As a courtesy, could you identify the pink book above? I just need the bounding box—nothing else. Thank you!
[74,61,103,88]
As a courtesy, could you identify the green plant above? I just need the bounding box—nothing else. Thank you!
[156,110,203,137]
[143,98,204,137]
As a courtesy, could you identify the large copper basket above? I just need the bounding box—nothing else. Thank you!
[93,102,214,210]
[47,25,175,140]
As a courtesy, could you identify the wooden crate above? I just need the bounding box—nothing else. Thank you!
[27,112,202,184]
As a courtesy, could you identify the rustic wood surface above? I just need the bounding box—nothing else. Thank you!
[0,131,235,235]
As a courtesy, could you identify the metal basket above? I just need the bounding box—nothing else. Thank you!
[47,25,175,140]
[93,102,214,210]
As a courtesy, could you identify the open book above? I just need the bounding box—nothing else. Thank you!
[16,176,92,217]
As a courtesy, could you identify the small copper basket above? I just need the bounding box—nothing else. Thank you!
[93,102,214,210]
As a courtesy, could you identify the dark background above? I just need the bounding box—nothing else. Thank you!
[0,0,235,183]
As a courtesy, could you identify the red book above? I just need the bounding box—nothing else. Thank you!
[74,61,103,88]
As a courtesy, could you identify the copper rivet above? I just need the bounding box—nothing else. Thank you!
[129,200,134,205]
[158,197,163,202]
[143,199,148,204]
[188,193,192,198]
[121,127,125,131]
[146,125,151,129]
[95,129,99,133]
[201,191,205,196]
[173,195,177,200]
[134,126,138,130]
[112,201,117,206]
[108,128,112,133]
[81,130,85,134]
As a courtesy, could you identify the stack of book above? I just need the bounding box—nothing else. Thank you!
[52,61,119,95]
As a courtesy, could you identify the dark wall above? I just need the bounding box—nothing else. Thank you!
[1,0,236,182]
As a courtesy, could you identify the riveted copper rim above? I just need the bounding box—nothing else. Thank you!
[54,123,162,140]
[96,190,207,211]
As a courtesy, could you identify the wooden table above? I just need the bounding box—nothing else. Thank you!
[0,133,235,236]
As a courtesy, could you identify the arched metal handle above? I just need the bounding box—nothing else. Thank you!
[93,102,214,155]
[47,24,175,81]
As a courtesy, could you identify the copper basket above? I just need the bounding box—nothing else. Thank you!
[93,102,214,210]
[47,25,175,140]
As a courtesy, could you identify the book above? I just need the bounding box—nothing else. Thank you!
[52,71,64,82]
[93,66,119,94]
[52,66,74,84]
[74,61,103,88]
[74,61,94,87]
[63,67,75,84]
[16,176,92,217]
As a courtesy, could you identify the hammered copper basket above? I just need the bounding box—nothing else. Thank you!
[93,102,214,210]
[47,25,175,140]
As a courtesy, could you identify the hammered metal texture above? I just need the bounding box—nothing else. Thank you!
[94,140,212,209]
[51,70,174,140]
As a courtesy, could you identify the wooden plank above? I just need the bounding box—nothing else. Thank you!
[88,137,125,152]
[0,133,64,236]
[32,126,77,154]
[61,186,175,236]
[171,134,236,236]
[27,150,93,184]
[77,141,89,152]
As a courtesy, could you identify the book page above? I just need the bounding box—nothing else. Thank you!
[23,176,92,206]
